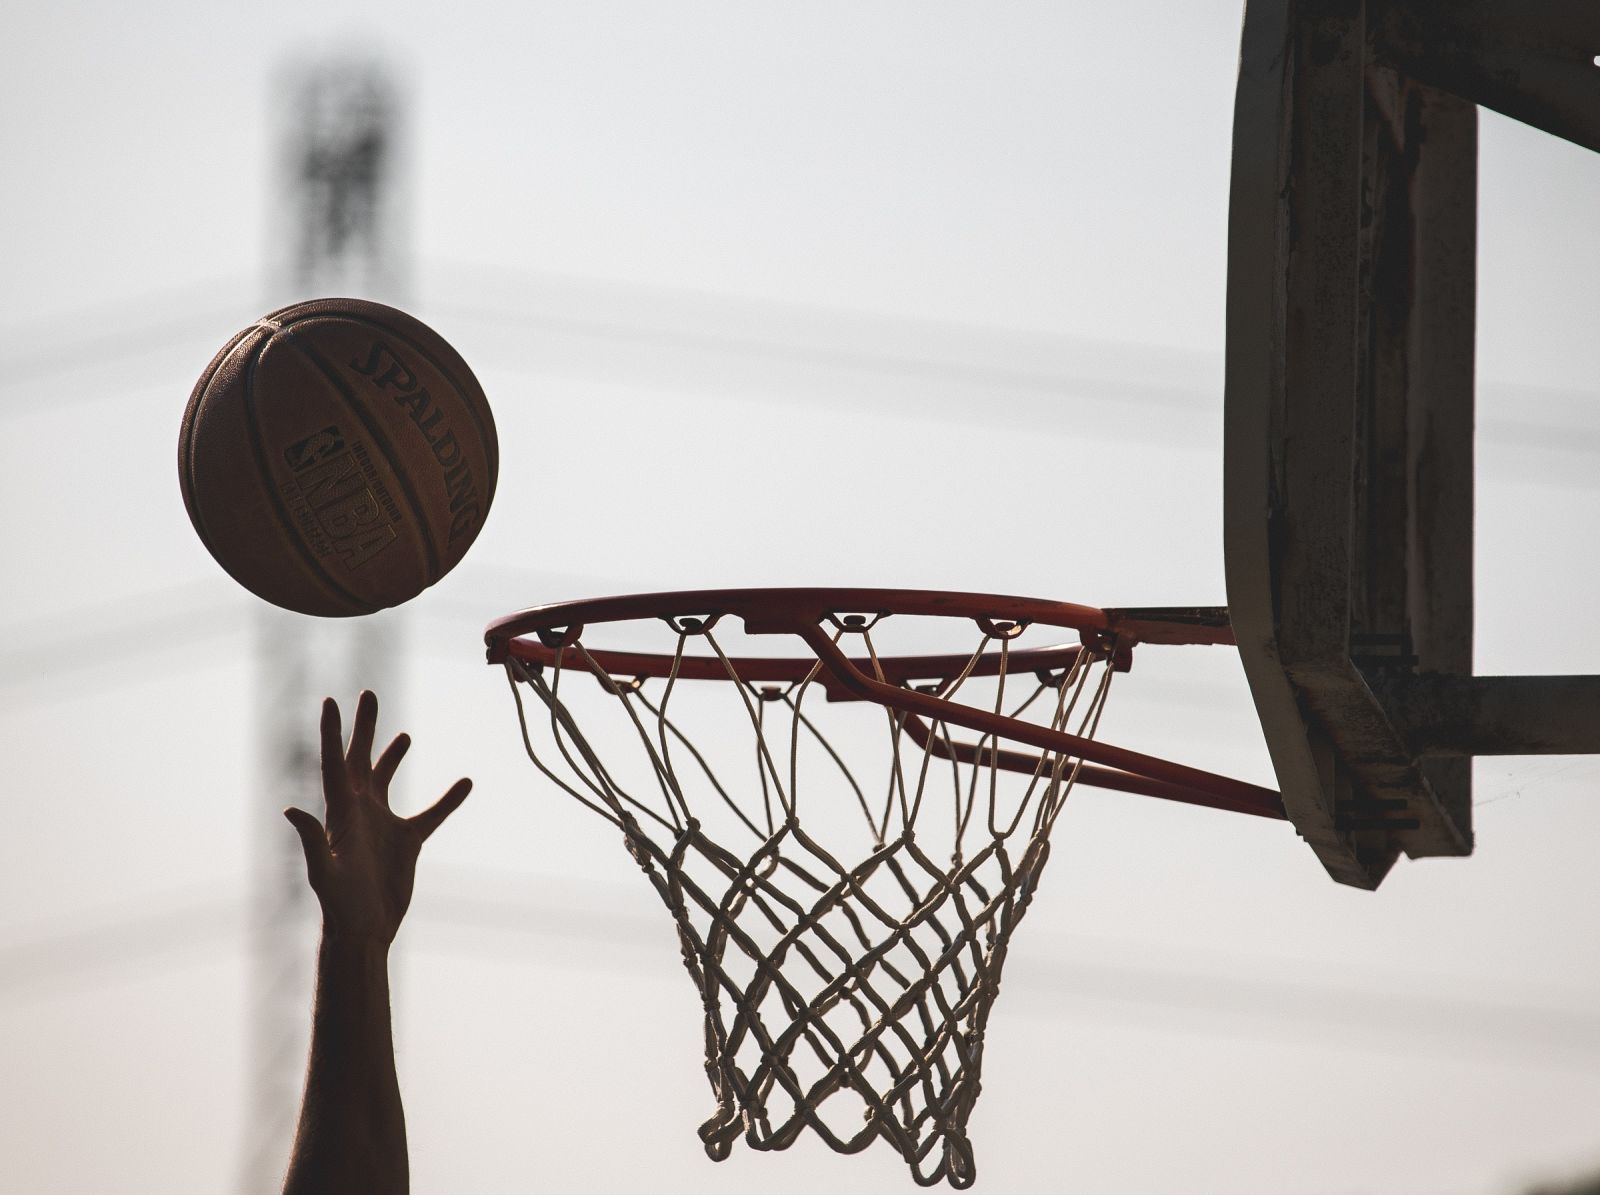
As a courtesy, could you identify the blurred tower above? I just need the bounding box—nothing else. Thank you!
[239,59,407,1194]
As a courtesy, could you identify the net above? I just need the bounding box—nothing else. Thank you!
[497,611,1117,1188]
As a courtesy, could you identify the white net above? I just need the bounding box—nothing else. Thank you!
[499,615,1117,1188]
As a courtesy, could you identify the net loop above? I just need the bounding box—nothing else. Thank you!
[973,615,1027,640]
[536,623,582,649]
[663,612,723,636]
[823,609,888,634]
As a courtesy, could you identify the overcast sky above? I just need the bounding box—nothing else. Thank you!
[3,3,1599,1193]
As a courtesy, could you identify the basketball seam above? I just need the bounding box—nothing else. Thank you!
[383,322,499,509]
[282,305,499,511]
[179,326,257,565]
[240,339,370,615]
[283,330,443,583]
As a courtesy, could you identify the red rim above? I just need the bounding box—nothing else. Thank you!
[484,588,1280,821]
[484,587,1235,661]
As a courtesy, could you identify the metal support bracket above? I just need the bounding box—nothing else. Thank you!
[1377,674,1600,757]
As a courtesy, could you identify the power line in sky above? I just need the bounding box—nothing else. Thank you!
[0,563,625,694]
[4,875,1597,1073]
[4,263,1597,459]
[0,292,1210,426]
[0,277,256,389]
[0,585,246,692]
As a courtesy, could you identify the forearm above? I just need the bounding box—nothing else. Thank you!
[283,933,408,1195]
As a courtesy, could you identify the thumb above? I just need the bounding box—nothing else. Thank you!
[283,807,330,884]
[410,777,472,843]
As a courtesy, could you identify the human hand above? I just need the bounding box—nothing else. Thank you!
[284,690,472,944]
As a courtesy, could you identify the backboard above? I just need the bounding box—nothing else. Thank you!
[1224,0,1600,888]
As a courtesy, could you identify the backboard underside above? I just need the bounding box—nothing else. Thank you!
[1224,0,1600,888]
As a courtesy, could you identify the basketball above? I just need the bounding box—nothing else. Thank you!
[178,298,498,617]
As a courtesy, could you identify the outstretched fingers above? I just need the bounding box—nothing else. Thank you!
[373,733,412,794]
[319,698,347,803]
[347,689,379,774]
[410,778,473,842]
[319,690,466,838]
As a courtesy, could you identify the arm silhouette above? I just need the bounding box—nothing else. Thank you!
[281,691,471,1195]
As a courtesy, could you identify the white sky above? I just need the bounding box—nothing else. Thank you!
[3,3,1599,1193]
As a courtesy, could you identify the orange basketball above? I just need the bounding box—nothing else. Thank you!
[178,298,497,617]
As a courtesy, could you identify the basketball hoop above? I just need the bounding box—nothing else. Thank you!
[485,589,1279,1187]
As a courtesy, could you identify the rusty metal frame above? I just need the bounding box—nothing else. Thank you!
[1224,0,1600,888]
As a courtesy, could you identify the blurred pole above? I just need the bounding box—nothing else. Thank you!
[239,59,407,1195]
